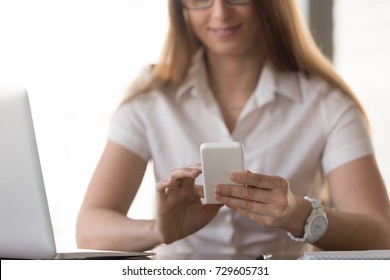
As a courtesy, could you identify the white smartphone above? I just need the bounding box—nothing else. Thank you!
[200,142,245,204]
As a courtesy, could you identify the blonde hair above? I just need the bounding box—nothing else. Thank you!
[124,0,367,121]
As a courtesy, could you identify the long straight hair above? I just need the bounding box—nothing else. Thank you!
[124,0,367,121]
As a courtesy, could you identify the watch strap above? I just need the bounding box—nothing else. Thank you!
[287,196,327,243]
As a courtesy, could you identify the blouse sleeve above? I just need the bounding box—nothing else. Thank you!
[108,101,150,161]
[321,90,374,174]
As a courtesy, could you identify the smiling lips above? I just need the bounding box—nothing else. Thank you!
[209,25,241,38]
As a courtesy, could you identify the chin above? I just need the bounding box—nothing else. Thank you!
[203,38,253,56]
[208,46,252,57]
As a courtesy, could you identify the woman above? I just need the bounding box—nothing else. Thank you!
[76,0,390,259]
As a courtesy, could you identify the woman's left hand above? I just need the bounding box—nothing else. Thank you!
[214,170,298,229]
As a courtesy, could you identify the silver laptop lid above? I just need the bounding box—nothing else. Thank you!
[0,87,56,259]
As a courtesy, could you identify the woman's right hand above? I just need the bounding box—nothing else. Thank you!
[156,165,223,244]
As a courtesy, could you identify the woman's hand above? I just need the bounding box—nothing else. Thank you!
[156,165,223,244]
[214,170,302,231]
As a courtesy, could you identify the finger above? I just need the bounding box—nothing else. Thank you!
[230,172,288,190]
[156,179,170,203]
[161,177,186,192]
[194,184,204,198]
[214,184,271,203]
[156,179,169,192]
[169,167,201,181]
[156,178,180,196]
[218,195,282,219]
[188,163,202,172]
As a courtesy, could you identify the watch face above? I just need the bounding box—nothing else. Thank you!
[311,216,328,238]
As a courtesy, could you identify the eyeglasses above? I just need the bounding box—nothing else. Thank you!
[180,0,250,10]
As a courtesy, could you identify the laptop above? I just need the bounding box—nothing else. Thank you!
[0,87,152,259]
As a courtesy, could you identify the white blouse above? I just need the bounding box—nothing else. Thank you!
[109,50,373,259]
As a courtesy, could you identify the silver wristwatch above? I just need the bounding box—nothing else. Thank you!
[287,196,328,243]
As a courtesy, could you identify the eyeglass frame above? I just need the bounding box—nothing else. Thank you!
[179,0,250,10]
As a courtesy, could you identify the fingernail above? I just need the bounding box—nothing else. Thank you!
[187,170,196,176]
[214,193,223,202]
[231,174,239,181]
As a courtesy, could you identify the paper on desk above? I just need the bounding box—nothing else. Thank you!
[299,250,390,260]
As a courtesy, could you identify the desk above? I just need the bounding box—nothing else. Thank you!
[152,253,297,260]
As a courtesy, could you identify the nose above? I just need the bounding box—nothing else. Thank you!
[210,0,234,19]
